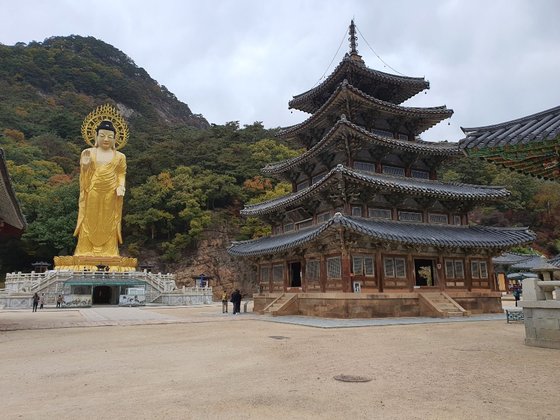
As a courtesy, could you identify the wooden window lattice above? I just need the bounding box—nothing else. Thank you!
[327,257,342,279]
[260,267,270,283]
[272,265,284,283]
[306,260,320,281]
[384,257,406,278]
[369,208,392,220]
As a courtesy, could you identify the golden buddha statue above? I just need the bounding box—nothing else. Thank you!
[74,119,126,256]
[54,104,136,271]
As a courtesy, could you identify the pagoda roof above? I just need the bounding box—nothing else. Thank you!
[228,213,535,257]
[280,81,453,142]
[263,117,459,176]
[242,165,509,216]
[459,105,560,180]
[0,148,26,236]
[289,55,430,113]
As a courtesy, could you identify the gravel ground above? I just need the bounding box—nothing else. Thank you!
[0,302,557,420]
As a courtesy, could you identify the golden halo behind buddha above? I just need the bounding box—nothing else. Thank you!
[81,104,129,150]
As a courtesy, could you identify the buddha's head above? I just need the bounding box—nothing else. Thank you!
[95,120,116,150]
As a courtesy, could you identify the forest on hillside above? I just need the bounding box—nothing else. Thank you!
[1,36,559,279]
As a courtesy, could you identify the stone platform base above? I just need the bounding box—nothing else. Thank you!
[54,255,137,272]
[254,291,502,318]
[520,301,560,349]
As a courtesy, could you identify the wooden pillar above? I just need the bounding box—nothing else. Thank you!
[465,257,472,292]
[437,255,445,291]
[268,263,273,293]
[487,256,495,291]
[301,258,307,292]
[376,251,384,292]
[320,254,327,292]
[284,260,288,292]
[407,253,415,292]
[341,252,351,293]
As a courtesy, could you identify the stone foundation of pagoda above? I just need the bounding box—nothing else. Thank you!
[254,291,502,318]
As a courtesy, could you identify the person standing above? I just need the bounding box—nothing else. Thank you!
[221,290,228,313]
[39,293,45,310]
[231,289,242,315]
[32,293,39,312]
[56,294,63,308]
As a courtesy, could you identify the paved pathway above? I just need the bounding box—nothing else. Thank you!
[0,302,510,331]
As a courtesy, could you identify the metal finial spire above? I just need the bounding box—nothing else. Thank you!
[349,20,358,54]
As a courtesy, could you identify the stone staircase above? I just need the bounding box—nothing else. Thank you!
[419,292,470,317]
[261,293,298,316]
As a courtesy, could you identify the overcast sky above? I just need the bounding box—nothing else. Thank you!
[3,0,560,142]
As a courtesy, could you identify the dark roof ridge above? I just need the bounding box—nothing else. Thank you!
[289,56,429,108]
[461,105,560,134]
[264,117,459,175]
[280,81,452,138]
[242,165,510,216]
[227,213,535,257]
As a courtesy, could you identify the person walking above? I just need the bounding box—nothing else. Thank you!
[32,292,39,312]
[56,294,63,308]
[39,293,45,310]
[221,290,228,313]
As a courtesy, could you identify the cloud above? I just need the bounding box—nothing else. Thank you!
[2,0,559,141]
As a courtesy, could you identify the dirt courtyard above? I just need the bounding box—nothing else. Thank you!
[0,304,558,419]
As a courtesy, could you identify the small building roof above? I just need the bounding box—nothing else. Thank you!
[492,252,536,265]
[242,165,510,216]
[459,105,560,180]
[228,213,535,257]
[548,254,560,268]
[511,255,560,272]
[0,148,26,236]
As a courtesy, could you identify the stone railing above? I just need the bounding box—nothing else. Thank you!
[519,279,560,349]
[4,271,61,293]
[3,270,177,294]
[144,272,177,293]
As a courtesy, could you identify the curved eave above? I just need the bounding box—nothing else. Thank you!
[263,117,459,175]
[0,148,27,232]
[280,81,452,140]
[228,214,535,257]
[460,105,560,150]
[289,57,429,113]
[242,165,510,216]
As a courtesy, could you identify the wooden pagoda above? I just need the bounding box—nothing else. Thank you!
[228,21,536,318]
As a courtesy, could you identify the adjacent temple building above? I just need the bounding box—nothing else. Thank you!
[228,21,535,318]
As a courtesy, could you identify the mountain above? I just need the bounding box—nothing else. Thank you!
[0,35,209,139]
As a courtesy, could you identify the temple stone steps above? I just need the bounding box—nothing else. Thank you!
[261,293,297,316]
[419,292,470,317]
